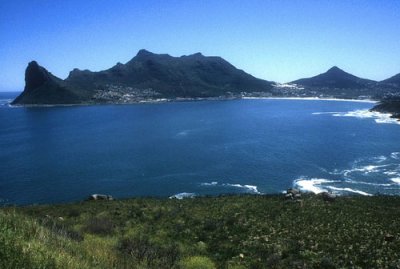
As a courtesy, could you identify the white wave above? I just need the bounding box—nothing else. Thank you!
[244,97,376,103]
[223,183,261,194]
[169,192,196,199]
[200,181,218,186]
[391,152,400,160]
[331,109,400,125]
[326,186,372,196]
[374,156,387,163]
[390,178,400,185]
[200,181,261,194]
[176,130,189,136]
[384,171,399,176]
[0,99,12,106]
[342,164,389,176]
[344,179,392,187]
[222,183,261,194]
[293,178,336,194]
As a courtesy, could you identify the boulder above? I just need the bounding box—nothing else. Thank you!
[87,194,114,201]
[320,192,337,202]
[284,188,302,200]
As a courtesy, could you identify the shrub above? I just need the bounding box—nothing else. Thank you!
[0,212,57,269]
[179,256,216,269]
[83,217,114,235]
[118,235,180,268]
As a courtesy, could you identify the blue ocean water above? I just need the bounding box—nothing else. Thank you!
[1,92,400,205]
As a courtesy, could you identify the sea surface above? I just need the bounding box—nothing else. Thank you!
[1,92,400,205]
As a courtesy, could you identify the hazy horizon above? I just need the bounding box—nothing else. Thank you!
[1,0,399,91]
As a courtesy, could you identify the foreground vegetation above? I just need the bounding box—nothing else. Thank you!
[1,194,400,268]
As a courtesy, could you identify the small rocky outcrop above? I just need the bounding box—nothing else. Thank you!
[87,194,114,201]
[320,192,337,202]
[285,188,302,200]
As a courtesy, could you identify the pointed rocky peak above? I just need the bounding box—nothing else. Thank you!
[136,49,154,57]
[326,66,344,73]
[317,66,359,80]
[24,61,52,91]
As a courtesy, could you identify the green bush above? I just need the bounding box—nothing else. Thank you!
[83,217,114,235]
[179,256,216,269]
[118,234,180,268]
[0,211,56,269]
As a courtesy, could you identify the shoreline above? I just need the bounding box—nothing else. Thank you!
[7,96,378,108]
[2,191,398,207]
[242,96,377,103]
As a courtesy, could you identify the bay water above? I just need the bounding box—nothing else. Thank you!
[1,92,400,205]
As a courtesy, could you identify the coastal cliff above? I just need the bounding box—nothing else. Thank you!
[11,51,400,105]
[12,50,274,105]
[371,99,400,120]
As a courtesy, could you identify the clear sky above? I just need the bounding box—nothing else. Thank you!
[1,0,399,91]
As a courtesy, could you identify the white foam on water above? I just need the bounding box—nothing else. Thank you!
[341,164,389,177]
[344,179,392,187]
[374,156,387,163]
[384,171,399,176]
[223,183,261,194]
[326,186,372,196]
[330,109,399,125]
[176,130,189,137]
[200,181,261,194]
[0,99,12,107]
[293,178,336,194]
[169,192,196,199]
[391,152,400,160]
[390,178,400,185]
[245,97,376,103]
[200,181,218,186]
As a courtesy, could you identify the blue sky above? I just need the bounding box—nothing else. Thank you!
[0,0,399,91]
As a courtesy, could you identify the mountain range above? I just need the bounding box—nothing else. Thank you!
[11,50,400,105]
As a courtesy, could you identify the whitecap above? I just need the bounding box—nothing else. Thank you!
[326,186,372,196]
[391,152,400,160]
[223,183,261,194]
[176,130,189,136]
[373,156,387,163]
[0,99,12,107]
[331,109,400,125]
[200,181,218,186]
[293,178,337,194]
[384,171,399,176]
[342,164,389,176]
[344,179,392,187]
[390,178,400,185]
[169,192,196,199]
[200,181,261,194]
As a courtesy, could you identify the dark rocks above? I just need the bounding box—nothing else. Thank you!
[285,188,302,200]
[384,234,395,242]
[320,192,337,202]
[371,99,400,120]
[87,194,114,201]
[24,61,52,91]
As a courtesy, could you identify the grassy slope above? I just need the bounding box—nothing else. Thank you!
[1,194,400,269]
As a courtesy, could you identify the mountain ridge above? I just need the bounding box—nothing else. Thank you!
[11,50,400,105]
[12,50,275,105]
[291,66,377,89]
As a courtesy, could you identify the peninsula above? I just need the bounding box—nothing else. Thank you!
[11,50,400,106]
